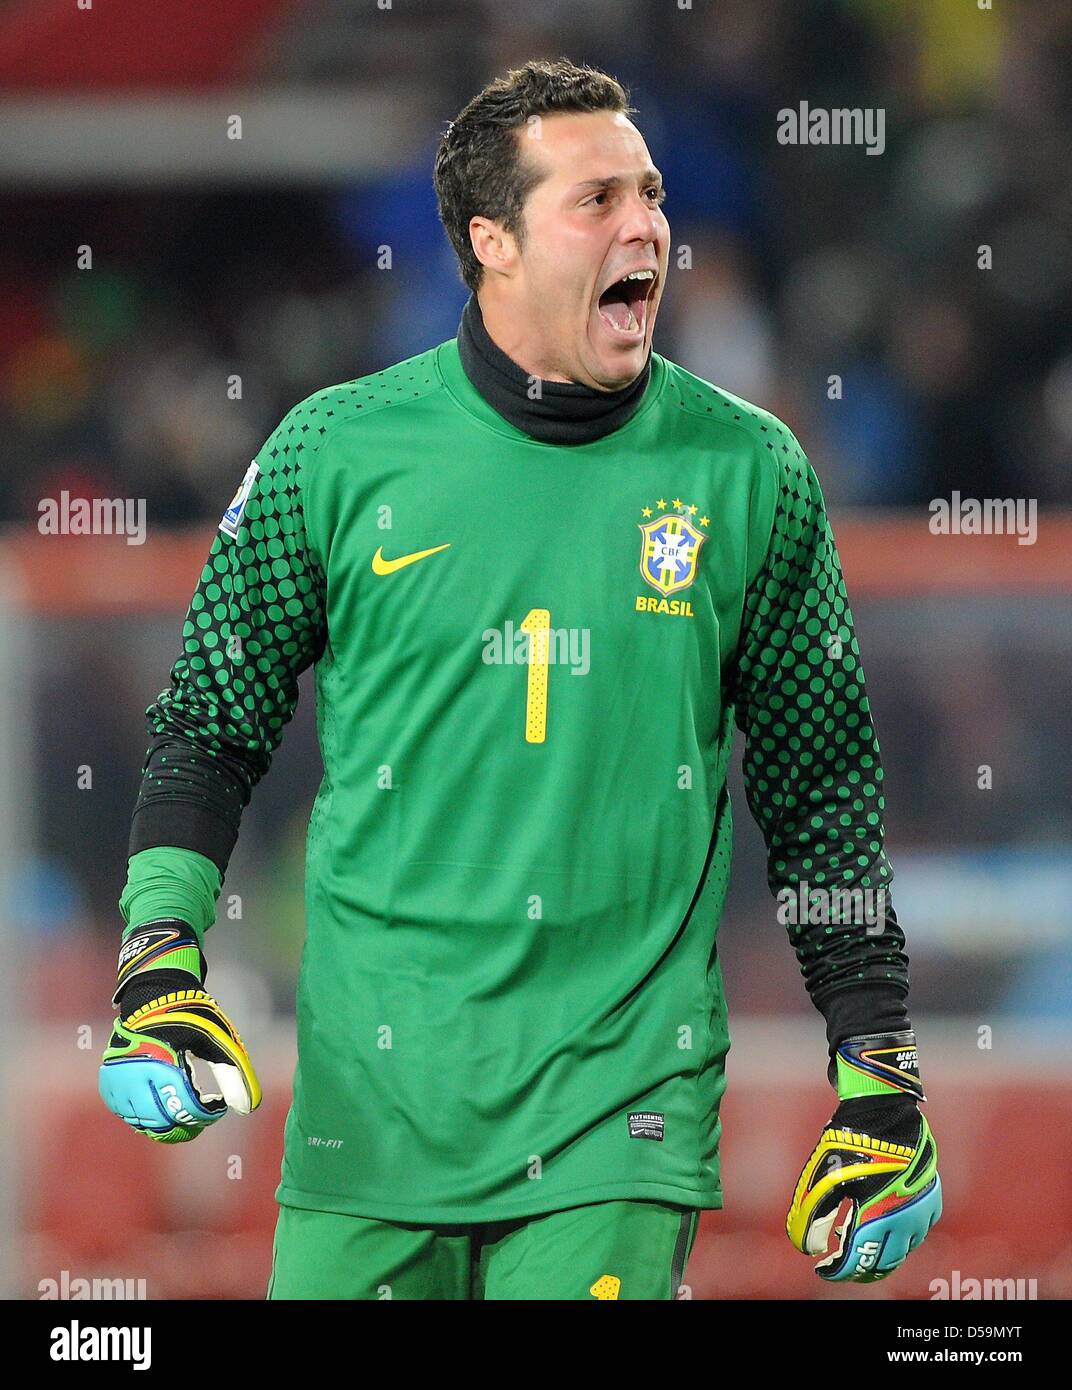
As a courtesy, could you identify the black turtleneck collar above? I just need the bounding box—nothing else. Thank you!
[456,293,652,446]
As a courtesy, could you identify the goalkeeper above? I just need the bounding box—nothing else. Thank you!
[100,58,940,1298]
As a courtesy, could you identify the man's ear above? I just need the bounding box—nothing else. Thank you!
[469,216,518,279]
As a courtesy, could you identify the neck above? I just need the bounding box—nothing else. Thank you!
[455,293,651,446]
[477,296,579,384]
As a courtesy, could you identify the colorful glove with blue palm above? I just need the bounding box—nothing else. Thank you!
[786,1031,942,1281]
[99,919,261,1143]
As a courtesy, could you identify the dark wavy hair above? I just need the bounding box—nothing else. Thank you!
[433,58,635,293]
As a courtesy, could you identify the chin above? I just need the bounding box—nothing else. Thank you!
[589,342,650,390]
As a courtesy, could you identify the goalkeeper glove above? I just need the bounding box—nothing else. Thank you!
[98,919,261,1143]
[786,1030,942,1282]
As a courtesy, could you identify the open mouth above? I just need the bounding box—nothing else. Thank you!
[596,268,657,341]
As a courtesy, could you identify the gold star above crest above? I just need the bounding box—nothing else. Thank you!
[645,497,709,522]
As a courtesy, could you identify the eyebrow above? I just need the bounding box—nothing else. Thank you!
[570,169,663,193]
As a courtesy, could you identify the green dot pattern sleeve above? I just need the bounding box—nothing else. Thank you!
[127,403,329,872]
[730,439,910,1010]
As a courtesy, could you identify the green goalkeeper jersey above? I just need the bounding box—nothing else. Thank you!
[130,337,904,1222]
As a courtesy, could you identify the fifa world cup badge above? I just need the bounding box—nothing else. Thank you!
[219,461,260,538]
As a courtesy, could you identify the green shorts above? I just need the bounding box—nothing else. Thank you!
[268,1199,699,1300]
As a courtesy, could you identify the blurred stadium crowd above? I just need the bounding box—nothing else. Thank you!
[3,0,1069,1000]
[3,0,1071,531]
[2,0,1068,962]
[3,0,1071,1300]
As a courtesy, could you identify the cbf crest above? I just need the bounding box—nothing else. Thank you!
[634,498,710,618]
[638,506,708,596]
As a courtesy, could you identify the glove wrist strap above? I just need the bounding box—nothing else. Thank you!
[833,1030,926,1104]
[113,918,205,1007]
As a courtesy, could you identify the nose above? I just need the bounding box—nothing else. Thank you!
[618,190,665,247]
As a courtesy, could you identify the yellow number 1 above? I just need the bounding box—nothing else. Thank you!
[519,607,551,743]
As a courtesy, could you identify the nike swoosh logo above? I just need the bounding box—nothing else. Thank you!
[371,542,451,575]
